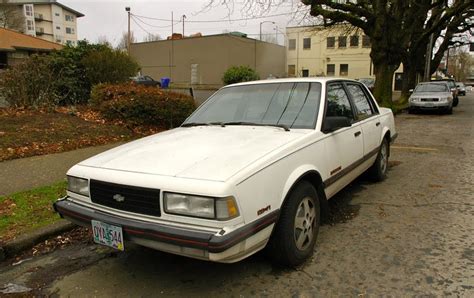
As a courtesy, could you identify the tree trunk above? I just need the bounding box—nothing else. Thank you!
[372,62,397,107]
[400,59,418,103]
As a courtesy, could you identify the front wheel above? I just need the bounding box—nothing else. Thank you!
[453,97,459,107]
[268,181,320,267]
[368,138,389,182]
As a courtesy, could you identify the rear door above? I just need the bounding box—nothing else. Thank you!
[323,82,364,198]
[345,82,382,157]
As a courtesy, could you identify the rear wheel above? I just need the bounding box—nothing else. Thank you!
[268,181,320,267]
[368,138,389,182]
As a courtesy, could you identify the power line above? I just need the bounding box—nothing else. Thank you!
[131,10,305,24]
[131,16,153,35]
[133,14,180,29]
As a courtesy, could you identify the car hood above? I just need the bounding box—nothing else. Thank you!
[78,126,307,182]
[412,92,451,98]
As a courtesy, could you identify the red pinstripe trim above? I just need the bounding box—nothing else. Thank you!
[123,227,209,247]
[208,214,278,249]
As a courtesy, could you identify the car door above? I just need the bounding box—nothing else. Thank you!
[323,82,364,198]
[345,82,382,157]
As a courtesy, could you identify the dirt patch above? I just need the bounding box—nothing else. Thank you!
[389,160,402,168]
[0,107,164,162]
[0,199,16,217]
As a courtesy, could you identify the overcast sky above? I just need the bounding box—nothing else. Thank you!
[60,0,310,46]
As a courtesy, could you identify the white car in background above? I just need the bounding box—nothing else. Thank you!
[55,78,397,266]
[409,82,454,114]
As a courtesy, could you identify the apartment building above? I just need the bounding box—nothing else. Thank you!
[6,0,84,45]
[286,25,404,89]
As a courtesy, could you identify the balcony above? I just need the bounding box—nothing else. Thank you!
[34,13,44,21]
[35,27,44,35]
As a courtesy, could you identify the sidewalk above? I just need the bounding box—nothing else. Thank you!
[0,143,122,196]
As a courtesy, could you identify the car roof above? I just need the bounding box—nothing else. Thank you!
[225,77,359,88]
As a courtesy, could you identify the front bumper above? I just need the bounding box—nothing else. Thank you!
[53,197,278,263]
[409,101,451,110]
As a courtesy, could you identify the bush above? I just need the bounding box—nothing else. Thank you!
[0,40,139,108]
[222,65,260,85]
[0,55,59,107]
[91,83,196,128]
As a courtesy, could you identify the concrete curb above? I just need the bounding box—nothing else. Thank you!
[0,220,75,261]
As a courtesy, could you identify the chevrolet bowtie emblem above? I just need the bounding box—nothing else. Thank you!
[113,194,125,202]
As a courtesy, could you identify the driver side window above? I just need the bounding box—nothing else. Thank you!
[326,83,354,120]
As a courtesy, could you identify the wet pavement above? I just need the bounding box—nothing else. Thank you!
[1,94,473,296]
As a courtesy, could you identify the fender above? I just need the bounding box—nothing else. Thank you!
[281,165,326,204]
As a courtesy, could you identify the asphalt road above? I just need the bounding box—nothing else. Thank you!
[1,93,473,296]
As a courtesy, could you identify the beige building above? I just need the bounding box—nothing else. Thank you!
[130,33,286,88]
[286,25,403,90]
[6,0,84,45]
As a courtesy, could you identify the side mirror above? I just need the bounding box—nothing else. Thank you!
[409,89,414,93]
[322,116,352,133]
[451,88,456,92]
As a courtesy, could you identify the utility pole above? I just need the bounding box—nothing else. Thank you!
[125,7,131,54]
[424,33,434,81]
[182,15,186,37]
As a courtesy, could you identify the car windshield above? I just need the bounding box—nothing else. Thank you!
[415,83,449,93]
[184,82,322,129]
[358,78,375,86]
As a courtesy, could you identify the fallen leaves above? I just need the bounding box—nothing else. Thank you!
[0,106,164,162]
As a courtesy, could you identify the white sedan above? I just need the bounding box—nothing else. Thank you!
[55,78,397,266]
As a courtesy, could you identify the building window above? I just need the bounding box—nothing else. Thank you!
[288,65,296,76]
[350,35,359,47]
[25,5,33,17]
[327,37,335,48]
[340,64,349,76]
[302,69,309,77]
[56,26,61,30]
[327,64,335,76]
[288,39,296,50]
[26,20,34,31]
[362,35,371,48]
[55,12,60,17]
[338,36,347,48]
[65,15,74,22]
[303,38,311,49]
[66,27,75,34]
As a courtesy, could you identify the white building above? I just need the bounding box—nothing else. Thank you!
[6,0,84,45]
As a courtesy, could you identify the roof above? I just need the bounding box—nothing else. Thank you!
[7,0,84,17]
[0,27,63,52]
[132,33,284,47]
[225,77,358,88]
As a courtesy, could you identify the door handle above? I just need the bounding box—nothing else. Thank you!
[354,131,361,137]
[376,122,381,127]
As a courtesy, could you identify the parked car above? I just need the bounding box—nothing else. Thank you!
[356,78,375,93]
[456,82,466,96]
[131,75,161,87]
[432,78,458,106]
[54,78,397,266]
[409,82,453,114]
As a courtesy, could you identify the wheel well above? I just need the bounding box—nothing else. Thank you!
[384,130,391,156]
[283,171,330,224]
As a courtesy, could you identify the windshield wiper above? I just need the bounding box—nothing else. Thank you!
[223,121,290,132]
[181,122,225,128]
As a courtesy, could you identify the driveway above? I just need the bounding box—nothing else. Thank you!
[1,93,473,296]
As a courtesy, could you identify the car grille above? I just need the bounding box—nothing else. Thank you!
[421,98,439,102]
[90,180,161,216]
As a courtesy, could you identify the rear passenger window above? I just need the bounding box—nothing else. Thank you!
[347,83,373,120]
[326,83,354,120]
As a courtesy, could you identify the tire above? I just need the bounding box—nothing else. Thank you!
[453,97,459,107]
[268,181,320,267]
[368,138,389,182]
[445,105,453,115]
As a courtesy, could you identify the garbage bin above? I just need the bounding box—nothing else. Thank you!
[161,77,170,88]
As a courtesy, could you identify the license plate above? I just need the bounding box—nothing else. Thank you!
[91,220,124,251]
[424,103,434,107]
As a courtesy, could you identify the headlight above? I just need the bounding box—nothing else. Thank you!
[410,97,419,102]
[67,176,89,197]
[164,193,239,220]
